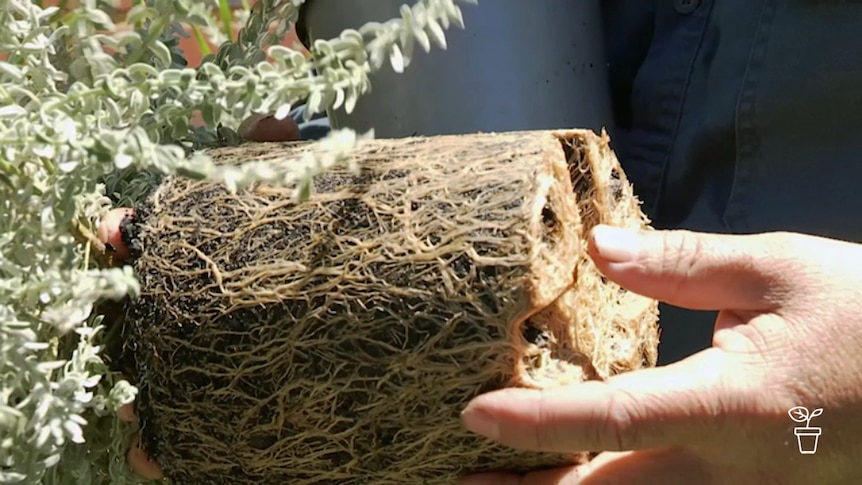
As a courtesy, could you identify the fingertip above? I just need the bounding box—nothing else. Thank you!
[462,387,529,423]
[117,402,137,423]
[588,224,642,265]
[461,387,576,452]
[588,225,782,311]
[127,431,164,480]
[239,113,301,142]
[460,406,500,441]
[97,207,134,265]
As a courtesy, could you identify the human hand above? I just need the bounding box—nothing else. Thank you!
[237,112,302,142]
[96,208,164,480]
[460,225,862,484]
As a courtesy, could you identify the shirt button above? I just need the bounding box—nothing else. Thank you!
[674,0,700,14]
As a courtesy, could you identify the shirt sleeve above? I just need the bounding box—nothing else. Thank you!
[289,104,332,141]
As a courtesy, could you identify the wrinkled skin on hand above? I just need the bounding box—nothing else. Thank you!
[102,113,299,480]
[460,225,862,484]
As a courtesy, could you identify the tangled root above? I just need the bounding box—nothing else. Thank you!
[123,129,658,484]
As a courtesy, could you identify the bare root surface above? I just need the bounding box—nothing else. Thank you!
[124,129,658,484]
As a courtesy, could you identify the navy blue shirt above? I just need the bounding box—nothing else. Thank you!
[604,0,862,237]
[603,0,862,363]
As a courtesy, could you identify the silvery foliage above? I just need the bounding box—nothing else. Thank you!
[0,0,475,483]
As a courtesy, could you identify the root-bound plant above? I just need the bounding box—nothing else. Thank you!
[123,129,658,483]
[0,0,658,483]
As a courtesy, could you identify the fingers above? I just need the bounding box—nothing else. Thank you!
[460,465,581,485]
[238,113,302,142]
[97,208,134,265]
[127,431,165,480]
[573,448,708,484]
[587,225,797,311]
[461,449,707,485]
[572,449,706,484]
[462,348,738,453]
[116,378,164,480]
[117,402,137,423]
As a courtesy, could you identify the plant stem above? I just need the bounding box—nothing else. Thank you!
[125,18,165,66]
[218,0,235,42]
[71,218,112,268]
[191,25,213,57]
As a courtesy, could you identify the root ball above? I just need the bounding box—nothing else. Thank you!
[124,129,659,484]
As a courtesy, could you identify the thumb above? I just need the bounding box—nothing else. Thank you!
[587,225,797,311]
[461,348,745,453]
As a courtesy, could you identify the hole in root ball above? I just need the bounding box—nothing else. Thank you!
[558,136,601,232]
[541,204,556,230]
[522,320,551,348]
[609,168,623,202]
[560,138,588,196]
[540,201,561,246]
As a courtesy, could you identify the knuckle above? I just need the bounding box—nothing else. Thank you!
[534,389,560,451]
[758,232,802,263]
[657,230,705,291]
[600,389,641,451]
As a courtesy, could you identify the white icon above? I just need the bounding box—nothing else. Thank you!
[788,406,823,454]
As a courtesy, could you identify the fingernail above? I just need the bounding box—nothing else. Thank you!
[461,407,500,441]
[591,225,641,263]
